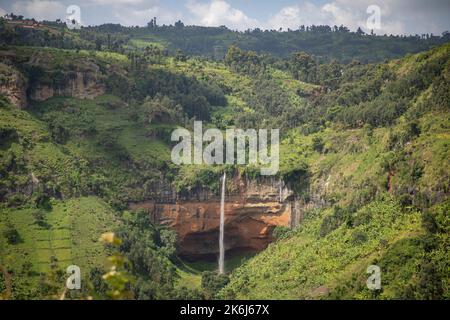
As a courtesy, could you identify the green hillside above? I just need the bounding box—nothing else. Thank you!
[0,16,449,300]
[220,44,450,299]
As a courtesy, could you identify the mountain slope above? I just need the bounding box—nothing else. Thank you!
[0,33,449,300]
[219,44,450,300]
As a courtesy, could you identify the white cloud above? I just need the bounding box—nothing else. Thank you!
[186,0,259,30]
[266,2,330,30]
[11,0,66,21]
[266,1,368,32]
[92,0,144,4]
[114,5,182,26]
[3,0,449,35]
[266,0,450,35]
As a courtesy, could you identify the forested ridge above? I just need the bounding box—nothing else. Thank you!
[2,16,450,62]
[0,16,449,299]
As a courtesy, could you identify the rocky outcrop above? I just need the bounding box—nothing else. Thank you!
[287,195,325,228]
[0,63,27,108]
[129,172,330,261]
[0,52,106,106]
[29,70,105,101]
[130,177,292,260]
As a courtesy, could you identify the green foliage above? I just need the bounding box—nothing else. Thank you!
[3,222,22,245]
[319,206,352,237]
[225,46,264,74]
[201,271,230,299]
[0,23,449,301]
[133,67,226,120]
[272,226,293,240]
[311,136,324,153]
[123,23,448,63]
[0,197,118,299]
[99,233,134,299]
[117,210,178,299]
[289,52,317,83]
[31,209,50,229]
[220,199,423,299]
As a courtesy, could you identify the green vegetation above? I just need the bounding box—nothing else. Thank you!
[220,198,424,299]
[0,16,449,300]
[0,197,117,299]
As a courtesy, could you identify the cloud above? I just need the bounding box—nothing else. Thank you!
[186,0,259,30]
[266,1,369,32]
[11,0,66,21]
[92,0,144,4]
[2,0,449,35]
[266,2,330,30]
[114,5,182,26]
[266,0,450,35]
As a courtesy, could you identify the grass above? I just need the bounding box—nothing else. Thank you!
[220,199,423,299]
[129,38,167,50]
[26,94,172,202]
[0,197,117,298]
[175,251,256,290]
[118,126,171,166]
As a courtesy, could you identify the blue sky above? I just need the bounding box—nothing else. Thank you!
[1,0,449,35]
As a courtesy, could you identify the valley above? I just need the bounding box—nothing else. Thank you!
[0,15,449,300]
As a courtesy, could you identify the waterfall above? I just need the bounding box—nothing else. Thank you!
[219,172,226,274]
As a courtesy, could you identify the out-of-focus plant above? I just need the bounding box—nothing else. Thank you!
[99,232,134,299]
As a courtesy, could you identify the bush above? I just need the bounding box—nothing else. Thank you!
[351,230,368,245]
[3,222,22,245]
[201,271,230,299]
[272,226,293,240]
[34,192,52,211]
[6,194,26,208]
[319,206,351,237]
[32,209,50,229]
[312,136,324,153]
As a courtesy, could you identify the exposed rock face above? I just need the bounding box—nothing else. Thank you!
[0,63,27,108]
[130,178,291,260]
[0,54,105,107]
[29,71,105,101]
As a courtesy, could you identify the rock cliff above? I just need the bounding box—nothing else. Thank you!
[130,178,293,260]
[0,63,27,108]
[29,70,105,101]
[0,52,105,107]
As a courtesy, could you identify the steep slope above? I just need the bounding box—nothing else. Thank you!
[220,44,450,300]
[0,37,448,300]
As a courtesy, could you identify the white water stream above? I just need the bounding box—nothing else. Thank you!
[219,172,226,274]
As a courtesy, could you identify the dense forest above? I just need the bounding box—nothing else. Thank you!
[0,15,449,300]
[2,15,450,62]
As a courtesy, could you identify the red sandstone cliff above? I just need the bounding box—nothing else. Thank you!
[130,178,292,260]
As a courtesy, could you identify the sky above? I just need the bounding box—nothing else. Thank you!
[0,0,449,35]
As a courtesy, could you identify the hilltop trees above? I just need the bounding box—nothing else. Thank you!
[225,45,264,74]
[287,51,342,88]
[289,52,316,82]
[117,210,178,299]
[139,95,182,126]
[136,69,226,121]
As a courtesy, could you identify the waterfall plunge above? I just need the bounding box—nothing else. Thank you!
[219,172,226,274]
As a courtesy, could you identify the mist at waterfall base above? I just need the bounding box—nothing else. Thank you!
[219,172,226,274]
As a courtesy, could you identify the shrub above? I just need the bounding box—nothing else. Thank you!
[3,222,22,245]
[351,230,368,245]
[319,206,351,237]
[312,136,324,153]
[6,193,26,208]
[272,226,293,240]
[32,209,50,229]
[201,271,230,299]
[34,192,52,210]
